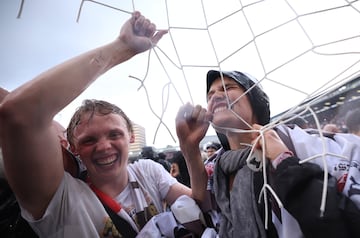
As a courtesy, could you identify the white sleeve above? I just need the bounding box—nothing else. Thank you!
[131,159,178,200]
[21,173,107,237]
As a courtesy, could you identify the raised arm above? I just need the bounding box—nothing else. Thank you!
[0,11,166,219]
[0,87,8,102]
[171,103,212,204]
[0,87,9,178]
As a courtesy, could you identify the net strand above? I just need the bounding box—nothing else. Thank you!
[57,0,360,225]
[15,0,360,230]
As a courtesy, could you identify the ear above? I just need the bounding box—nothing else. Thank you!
[69,144,79,156]
[129,133,135,143]
[59,139,69,150]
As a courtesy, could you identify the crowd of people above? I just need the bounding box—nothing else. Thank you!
[1,11,360,238]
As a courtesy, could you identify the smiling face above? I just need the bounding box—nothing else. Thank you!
[71,112,134,183]
[207,76,257,130]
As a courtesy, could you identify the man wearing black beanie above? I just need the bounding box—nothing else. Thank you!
[175,69,360,238]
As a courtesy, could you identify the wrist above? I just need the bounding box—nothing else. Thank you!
[108,40,137,67]
[180,143,201,156]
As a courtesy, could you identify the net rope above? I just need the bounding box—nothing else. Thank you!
[16,0,360,229]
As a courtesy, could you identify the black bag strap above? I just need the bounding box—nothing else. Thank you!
[103,204,137,238]
[274,124,298,157]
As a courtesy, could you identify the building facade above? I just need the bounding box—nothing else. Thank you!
[129,122,146,155]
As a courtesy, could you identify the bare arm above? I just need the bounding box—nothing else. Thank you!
[0,87,9,178]
[0,87,8,102]
[0,11,166,219]
[172,103,212,204]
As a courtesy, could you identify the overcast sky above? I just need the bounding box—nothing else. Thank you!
[1,0,360,147]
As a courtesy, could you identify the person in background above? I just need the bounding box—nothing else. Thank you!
[286,115,309,129]
[205,141,221,158]
[169,150,191,188]
[0,12,208,237]
[345,108,360,136]
[203,141,223,232]
[323,123,340,133]
[140,146,171,172]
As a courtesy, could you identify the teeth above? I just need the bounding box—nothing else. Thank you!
[95,155,117,166]
[213,106,227,114]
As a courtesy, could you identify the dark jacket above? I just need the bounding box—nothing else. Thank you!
[266,156,360,237]
[0,178,38,238]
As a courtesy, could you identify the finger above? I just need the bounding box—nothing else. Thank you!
[250,125,262,149]
[186,104,208,123]
[134,15,146,36]
[131,11,141,24]
[138,19,152,36]
[132,11,141,18]
[151,30,168,45]
[190,105,202,120]
[252,134,261,148]
[144,22,156,37]
[196,107,211,124]
[176,103,192,121]
[252,123,262,130]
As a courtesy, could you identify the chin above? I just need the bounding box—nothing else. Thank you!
[213,116,251,132]
[212,114,236,127]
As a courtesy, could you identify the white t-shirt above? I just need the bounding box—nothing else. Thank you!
[21,159,177,238]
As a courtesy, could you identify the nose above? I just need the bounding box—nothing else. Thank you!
[212,89,227,100]
[96,137,112,151]
[208,90,226,108]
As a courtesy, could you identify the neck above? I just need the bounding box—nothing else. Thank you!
[226,130,253,150]
[89,171,128,198]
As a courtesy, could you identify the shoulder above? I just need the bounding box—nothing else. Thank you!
[128,159,170,182]
[129,159,165,171]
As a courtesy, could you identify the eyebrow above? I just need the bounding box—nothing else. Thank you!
[209,81,240,92]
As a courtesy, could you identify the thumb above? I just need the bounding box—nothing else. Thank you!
[151,29,168,45]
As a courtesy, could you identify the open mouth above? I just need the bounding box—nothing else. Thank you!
[213,106,228,114]
[94,154,118,166]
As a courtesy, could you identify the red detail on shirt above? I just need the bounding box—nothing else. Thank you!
[205,163,214,176]
[337,173,348,192]
[89,184,122,213]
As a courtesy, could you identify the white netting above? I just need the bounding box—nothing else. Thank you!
[8,0,360,227]
[9,0,360,146]
[67,0,360,144]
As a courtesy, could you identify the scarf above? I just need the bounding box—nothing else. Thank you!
[125,166,160,229]
[88,165,160,234]
[214,148,267,238]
